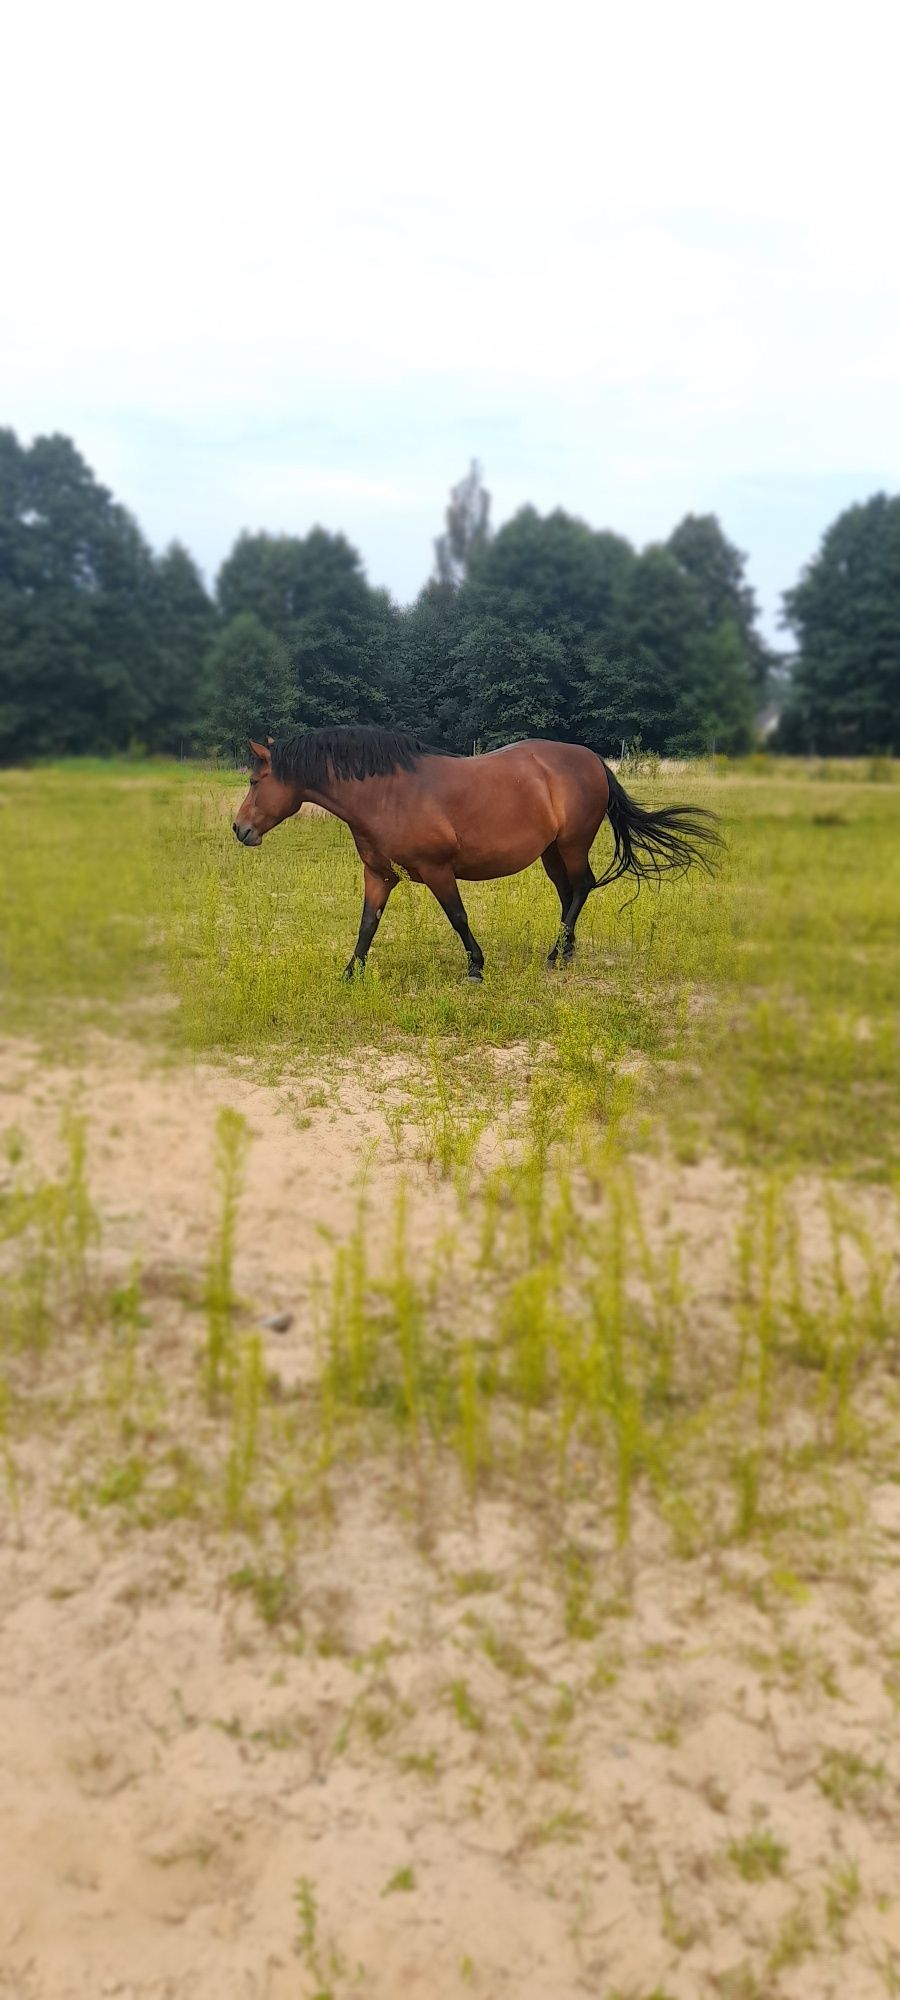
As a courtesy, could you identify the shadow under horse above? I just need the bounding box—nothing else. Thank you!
[232,726,721,981]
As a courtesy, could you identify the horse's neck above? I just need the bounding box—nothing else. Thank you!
[302,779,359,832]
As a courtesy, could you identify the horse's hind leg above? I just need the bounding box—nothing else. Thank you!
[556,839,598,962]
[420,865,485,981]
[541,842,572,967]
[343,863,397,979]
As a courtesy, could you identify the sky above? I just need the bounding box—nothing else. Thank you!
[4,0,900,642]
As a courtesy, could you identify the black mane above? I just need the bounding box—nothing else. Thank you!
[269,726,437,789]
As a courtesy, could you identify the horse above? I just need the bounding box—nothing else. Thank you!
[232,726,720,981]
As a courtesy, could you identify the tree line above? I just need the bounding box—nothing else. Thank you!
[0,431,895,764]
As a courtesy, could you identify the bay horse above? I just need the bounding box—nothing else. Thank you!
[232,727,720,980]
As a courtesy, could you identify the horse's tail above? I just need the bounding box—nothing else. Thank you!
[596,759,722,890]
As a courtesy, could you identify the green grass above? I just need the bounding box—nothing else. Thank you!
[2,757,898,1178]
[3,1084,892,1575]
[381,1865,415,1896]
[727,1827,788,1881]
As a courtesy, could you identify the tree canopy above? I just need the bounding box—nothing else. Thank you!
[0,430,162,758]
[780,494,900,752]
[211,527,395,736]
[6,429,889,766]
[666,513,770,690]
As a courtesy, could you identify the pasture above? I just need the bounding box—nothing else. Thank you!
[1,755,899,2000]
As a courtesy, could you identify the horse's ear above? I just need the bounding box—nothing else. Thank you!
[248,738,270,765]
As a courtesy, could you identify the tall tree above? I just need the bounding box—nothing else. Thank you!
[217,527,373,631]
[395,581,466,746]
[669,619,756,754]
[204,611,293,760]
[288,599,396,731]
[469,506,633,638]
[216,526,400,731]
[0,430,31,756]
[573,651,665,754]
[453,506,636,744]
[780,494,900,752]
[434,460,492,587]
[147,542,217,754]
[603,547,710,751]
[453,607,570,746]
[0,430,160,759]
[667,513,769,690]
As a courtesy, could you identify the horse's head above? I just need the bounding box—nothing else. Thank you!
[232,740,298,846]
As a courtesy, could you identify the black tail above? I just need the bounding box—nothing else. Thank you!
[597,760,722,891]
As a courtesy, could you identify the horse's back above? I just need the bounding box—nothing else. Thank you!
[482,738,608,816]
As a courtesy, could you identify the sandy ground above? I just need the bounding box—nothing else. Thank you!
[2,1036,900,2000]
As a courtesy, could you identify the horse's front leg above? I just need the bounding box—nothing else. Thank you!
[343,863,397,979]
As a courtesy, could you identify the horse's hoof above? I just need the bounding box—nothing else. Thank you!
[341,963,357,982]
[467,968,484,983]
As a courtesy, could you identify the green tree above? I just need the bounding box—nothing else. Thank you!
[147,542,217,755]
[573,651,663,753]
[453,603,570,745]
[287,602,395,731]
[216,526,400,732]
[669,618,756,754]
[470,505,633,637]
[434,460,491,587]
[0,430,32,755]
[204,612,293,760]
[217,527,373,631]
[781,493,900,752]
[604,547,709,751]
[667,513,769,690]
[450,506,636,745]
[395,581,466,746]
[0,430,160,759]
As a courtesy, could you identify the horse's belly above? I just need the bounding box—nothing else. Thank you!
[454,832,547,880]
[451,778,556,878]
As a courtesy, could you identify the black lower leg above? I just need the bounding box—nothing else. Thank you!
[343,867,395,977]
[560,868,596,960]
[439,890,485,981]
[542,845,572,967]
[343,900,384,977]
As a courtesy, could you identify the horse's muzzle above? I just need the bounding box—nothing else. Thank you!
[232,822,262,847]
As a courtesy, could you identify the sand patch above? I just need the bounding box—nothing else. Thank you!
[2,1036,900,1999]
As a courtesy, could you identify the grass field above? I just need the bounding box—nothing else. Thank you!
[1,755,899,2000]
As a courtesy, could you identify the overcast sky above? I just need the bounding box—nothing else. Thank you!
[4,0,899,640]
